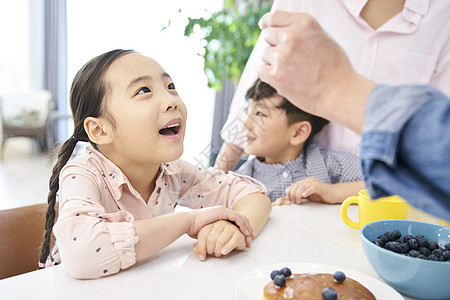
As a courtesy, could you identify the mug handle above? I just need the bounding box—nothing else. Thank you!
[340,196,360,229]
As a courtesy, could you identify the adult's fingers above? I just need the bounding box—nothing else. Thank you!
[258,64,271,84]
[260,45,276,66]
[262,26,284,47]
[259,10,299,30]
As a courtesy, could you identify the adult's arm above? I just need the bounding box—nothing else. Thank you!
[361,85,450,221]
[258,11,450,220]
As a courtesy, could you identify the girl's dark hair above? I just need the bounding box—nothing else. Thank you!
[38,49,134,267]
[245,78,329,146]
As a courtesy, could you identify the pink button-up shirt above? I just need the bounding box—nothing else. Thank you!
[49,146,265,278]
[221,0,450,155]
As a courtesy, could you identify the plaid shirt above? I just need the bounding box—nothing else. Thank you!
[237,143,362,202]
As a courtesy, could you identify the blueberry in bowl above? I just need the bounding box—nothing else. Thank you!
[360,220,450,300]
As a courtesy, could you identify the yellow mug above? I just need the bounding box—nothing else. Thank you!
[340,189,409,229]
[408,205,450,227]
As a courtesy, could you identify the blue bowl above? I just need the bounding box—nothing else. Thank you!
[360,220,450,300]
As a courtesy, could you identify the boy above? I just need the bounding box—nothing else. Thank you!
[237,79,364,204]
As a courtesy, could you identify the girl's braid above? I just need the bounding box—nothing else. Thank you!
[38,137,77,267]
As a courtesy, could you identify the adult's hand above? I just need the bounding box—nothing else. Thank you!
[258,11,376,134]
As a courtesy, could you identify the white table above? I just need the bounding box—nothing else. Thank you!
[0,203,409,299]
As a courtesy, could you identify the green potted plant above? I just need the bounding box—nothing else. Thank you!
[183,0,272,91]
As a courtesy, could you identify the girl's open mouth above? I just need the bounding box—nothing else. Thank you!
[159,118,183,140]
[159,123,181,136]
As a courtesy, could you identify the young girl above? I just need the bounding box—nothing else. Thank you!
[38,49,271,279]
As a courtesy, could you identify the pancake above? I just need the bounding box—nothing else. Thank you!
[263,272,375,300]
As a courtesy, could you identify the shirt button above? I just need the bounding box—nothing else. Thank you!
[368,39,375,45]
[282,171,289,179]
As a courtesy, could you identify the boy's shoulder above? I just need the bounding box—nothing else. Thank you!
[236,155,273,176]
[308,143,358,160]
[306,143,361,178]
[309,143,362,180]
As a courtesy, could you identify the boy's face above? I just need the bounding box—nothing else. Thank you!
[243,96,294,162]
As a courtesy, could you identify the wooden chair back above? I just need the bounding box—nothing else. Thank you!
[0,203,47,279]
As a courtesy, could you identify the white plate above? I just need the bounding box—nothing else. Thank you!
[235,262,403,300]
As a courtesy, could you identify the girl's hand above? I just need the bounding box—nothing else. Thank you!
[282,178,335,204]
[193,220,247,261]
[186,206,253,245]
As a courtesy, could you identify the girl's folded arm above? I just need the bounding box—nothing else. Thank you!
[54,170,139,279]
[233,192,271,238]
[177,160,271,239]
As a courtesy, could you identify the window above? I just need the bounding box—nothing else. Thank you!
[0,0,44,91]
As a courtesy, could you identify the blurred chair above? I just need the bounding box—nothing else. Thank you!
[0,89,54,157]
[0,203,47,279]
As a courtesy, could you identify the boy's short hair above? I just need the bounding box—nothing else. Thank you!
[245,78,329,145]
